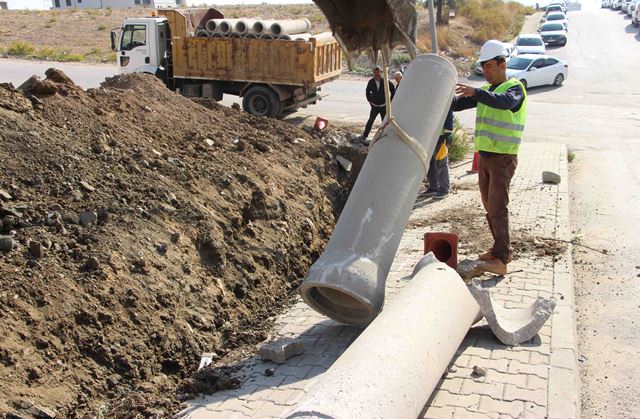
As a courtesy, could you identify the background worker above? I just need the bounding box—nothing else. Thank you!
[393,71,403,87]
[425,108,454,200]
[452,40,527,275]
[361,65,396,141]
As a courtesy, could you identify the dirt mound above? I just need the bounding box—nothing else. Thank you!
[0,71,358,417]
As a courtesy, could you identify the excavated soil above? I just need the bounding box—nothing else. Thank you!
[0,71,364,417]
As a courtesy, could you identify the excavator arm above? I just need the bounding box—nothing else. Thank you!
[312,0,418,68]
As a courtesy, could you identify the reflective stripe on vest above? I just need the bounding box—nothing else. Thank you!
[474,78,527,155]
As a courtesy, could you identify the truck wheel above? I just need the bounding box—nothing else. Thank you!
[242,86,281,118]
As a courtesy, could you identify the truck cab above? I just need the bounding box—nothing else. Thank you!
[112,16,169,75]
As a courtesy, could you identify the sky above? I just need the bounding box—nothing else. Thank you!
[188,0,313,4]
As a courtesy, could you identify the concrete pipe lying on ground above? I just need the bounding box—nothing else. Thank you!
[205,18,223,33]
[289,254,481,419]
[195,29,209,38]
[270,18,311,36]
[277,34,292,40]
[244,33,259,39]
[299,54,456,326]
[218,19,241,35]
[235,18,261,35]
[252,19,275,35]
[259,33,275,40]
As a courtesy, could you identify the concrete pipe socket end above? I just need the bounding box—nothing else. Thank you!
[300,257,382,326]
[300,283,376,326]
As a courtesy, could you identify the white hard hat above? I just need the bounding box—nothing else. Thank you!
[478,40,508,63]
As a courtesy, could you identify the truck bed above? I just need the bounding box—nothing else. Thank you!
[161,9,342,87]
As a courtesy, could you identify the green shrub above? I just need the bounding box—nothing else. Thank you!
[34,47,85,62]
[391,52,412,66]
[6,41,35,57]
[97,24,107,31]
[448,117,473,162]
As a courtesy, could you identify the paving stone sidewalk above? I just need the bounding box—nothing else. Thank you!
[179,142,579,419]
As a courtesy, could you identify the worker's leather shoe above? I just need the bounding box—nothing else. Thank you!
[480,258,508,276]
[478,250,495,260]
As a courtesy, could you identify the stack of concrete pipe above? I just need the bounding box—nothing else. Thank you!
[197,17,317,41]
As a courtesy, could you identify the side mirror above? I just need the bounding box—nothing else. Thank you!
[110,30,117,51]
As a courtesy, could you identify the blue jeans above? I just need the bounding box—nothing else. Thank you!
[427,134,451,194]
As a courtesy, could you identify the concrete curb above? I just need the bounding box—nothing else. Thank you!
[547,144,580,419]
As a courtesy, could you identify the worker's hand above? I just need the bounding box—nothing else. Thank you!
[455,83,477,98]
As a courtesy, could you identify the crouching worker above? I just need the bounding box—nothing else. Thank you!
[425,108,454,200]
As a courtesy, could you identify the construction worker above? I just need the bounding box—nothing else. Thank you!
[361,65,396,141]
[424,108,454,199]
[393,71,403,88]
[452,40,527,275]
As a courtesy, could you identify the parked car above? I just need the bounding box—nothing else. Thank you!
[542,12,569,28]
[474,42,517,75]
[602,0,610,7]
[612,0,623,9]
[515,34,546,55]
[545,4,565,14]
[622,0,632,12]
[627,0,638,16]
[506,54,568,89]
[547,1,567,12]
[633,0,640,24]
[539,22,568,45]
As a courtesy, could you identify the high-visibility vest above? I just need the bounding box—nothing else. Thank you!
[474,78,527,155]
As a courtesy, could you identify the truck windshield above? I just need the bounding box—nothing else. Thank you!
[120,24,146,51]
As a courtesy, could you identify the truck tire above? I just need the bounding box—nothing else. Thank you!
[242,86,282,118]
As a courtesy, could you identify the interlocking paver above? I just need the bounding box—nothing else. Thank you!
[181,143,578,419]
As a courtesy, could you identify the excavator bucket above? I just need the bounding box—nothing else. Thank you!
[312,0,418,69]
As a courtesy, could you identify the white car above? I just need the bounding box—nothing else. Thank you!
[633,0,640,24]
[506,54,568,89]
[542,12,569,29]
[627,0,638,16]
[545,4,565,14]
[547,2,567,12]
[539,22,568,46]
[602,0,610,7]
[515,34,546,55]
[474,42,517,75]
[622,0,632,12]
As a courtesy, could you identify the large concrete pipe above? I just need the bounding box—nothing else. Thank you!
[235,18,260,35]
[259,33,275,40]
[218,19,240,36]
[252,19,275,35]
[205,18,223,34]
[288,254,481,419]
[293,33,313,41]
[299,54,456,326]
[277,34,292,41]
[270,18,311,36]
[194,29,209,38]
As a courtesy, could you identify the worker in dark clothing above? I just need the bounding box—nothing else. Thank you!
[425,108,455,200]
[361,65,396,141]
[452,40,527,275]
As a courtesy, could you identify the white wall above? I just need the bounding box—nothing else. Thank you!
[4,0,52,9]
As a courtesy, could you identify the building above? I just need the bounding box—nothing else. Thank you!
[0,0,51,9]
[51,0,182,9]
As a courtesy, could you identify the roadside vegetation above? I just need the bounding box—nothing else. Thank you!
[449,117,473,162]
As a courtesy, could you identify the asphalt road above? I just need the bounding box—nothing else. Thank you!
[1,4,639,414]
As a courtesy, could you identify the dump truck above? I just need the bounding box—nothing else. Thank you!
[111,8,342,118]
